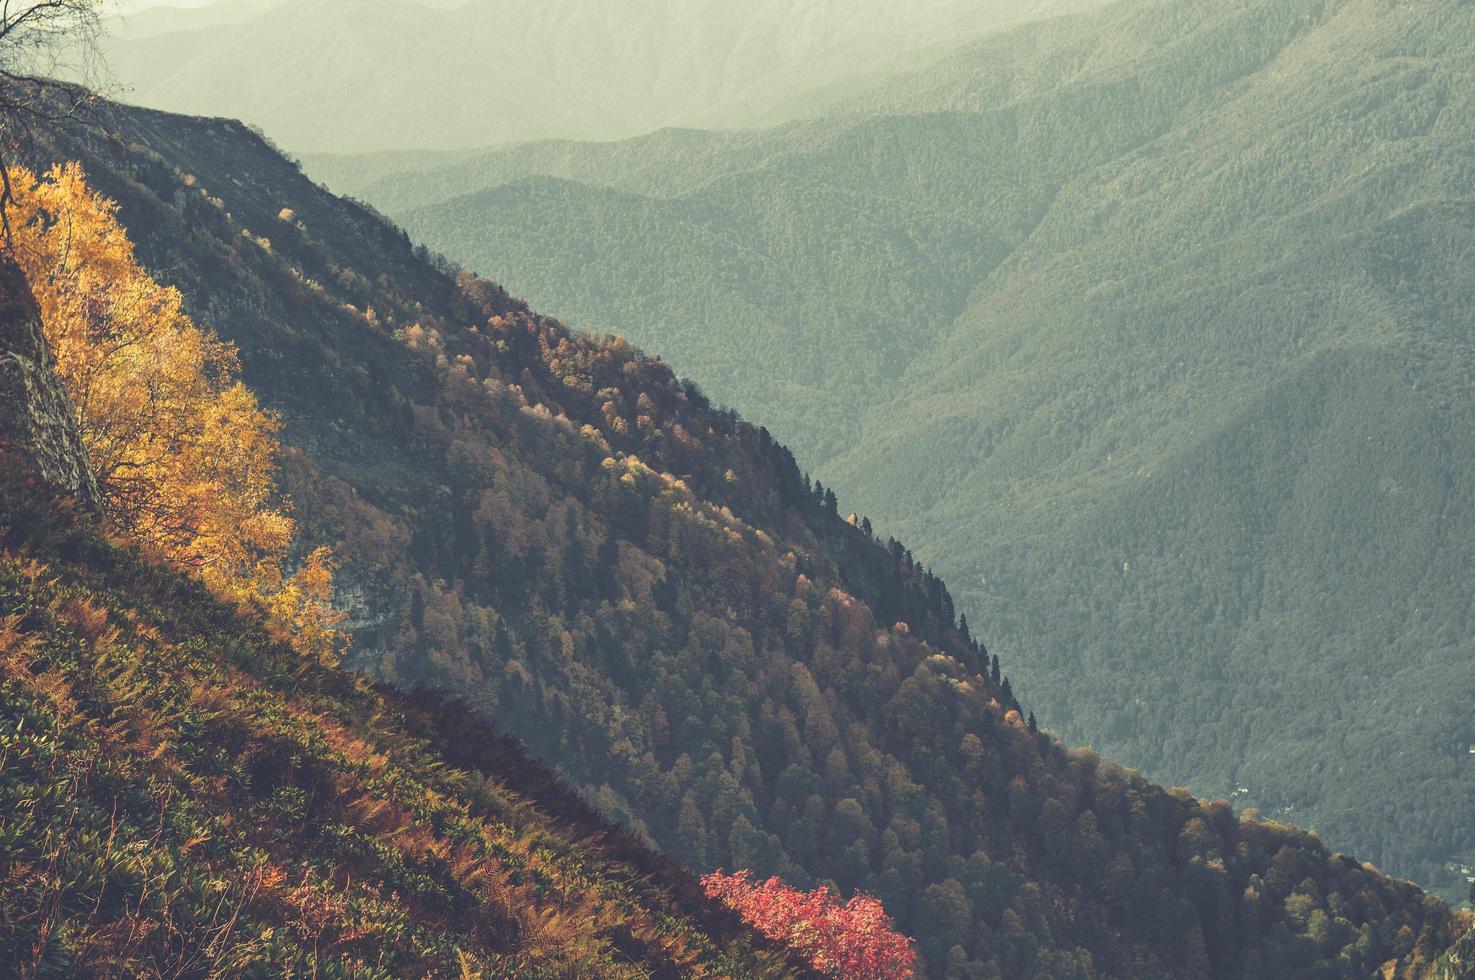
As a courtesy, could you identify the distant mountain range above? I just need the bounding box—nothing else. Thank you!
[5,76,1470,975]
[96,0,1105,153]
[304,0,1475,905]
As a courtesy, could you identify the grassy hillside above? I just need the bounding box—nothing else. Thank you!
[312,0,1475,903]
[96,0,1105,153]
[9,82,1470,976]
[0,462,794,977]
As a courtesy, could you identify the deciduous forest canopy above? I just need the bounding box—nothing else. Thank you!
[0,81,1465,976]
[307,0,1475,905]
[2,0,1475,977]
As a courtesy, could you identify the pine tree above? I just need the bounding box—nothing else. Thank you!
[410,587,426,630]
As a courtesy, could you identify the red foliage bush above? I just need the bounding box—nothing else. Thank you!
[702,869,917,979]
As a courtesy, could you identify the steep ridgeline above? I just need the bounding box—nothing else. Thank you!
[24,90,1471,977]
[311,0,1475,901]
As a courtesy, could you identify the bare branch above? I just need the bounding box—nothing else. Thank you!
[0,0,106,245]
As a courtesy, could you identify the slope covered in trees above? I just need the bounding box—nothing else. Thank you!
[95,0,1106,153]
[5,162,344,659]
[0,460,798,976]
[312,0,1475,902]
[13,83,1472,977]
[0,161,796,975]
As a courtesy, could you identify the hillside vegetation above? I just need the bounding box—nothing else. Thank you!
[0,461,797,976]
[312,0,1475,901]
[0,155,792,974]
[6,82,1469,976]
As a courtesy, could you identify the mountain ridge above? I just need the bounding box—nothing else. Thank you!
[97,0,1111,153]
[7,76,1472,976]
[307,0,1475,905]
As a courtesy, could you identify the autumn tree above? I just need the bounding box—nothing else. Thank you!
[6,162,343,661]
[702,869,917,979]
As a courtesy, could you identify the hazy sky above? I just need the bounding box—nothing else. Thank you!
[112,0,244,13]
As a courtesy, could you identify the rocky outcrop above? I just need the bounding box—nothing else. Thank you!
[0,253,102,512]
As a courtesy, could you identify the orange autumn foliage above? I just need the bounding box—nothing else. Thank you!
[266,545,346,666]
[7,162,344,662]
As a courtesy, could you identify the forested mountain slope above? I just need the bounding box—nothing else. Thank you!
[312,0,1475,901]
[0,249,793,973]
[96,0,1104,153]
[0,466,802,976]
[13,82,1472,977]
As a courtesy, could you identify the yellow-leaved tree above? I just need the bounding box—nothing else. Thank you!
[7,162,344,664]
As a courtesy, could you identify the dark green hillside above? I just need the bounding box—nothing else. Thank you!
[320,0,1359,469]
[388,151,1028,461]
[318,0,1475,901]
[11,83,1470,976]
[345,111,1057,468]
